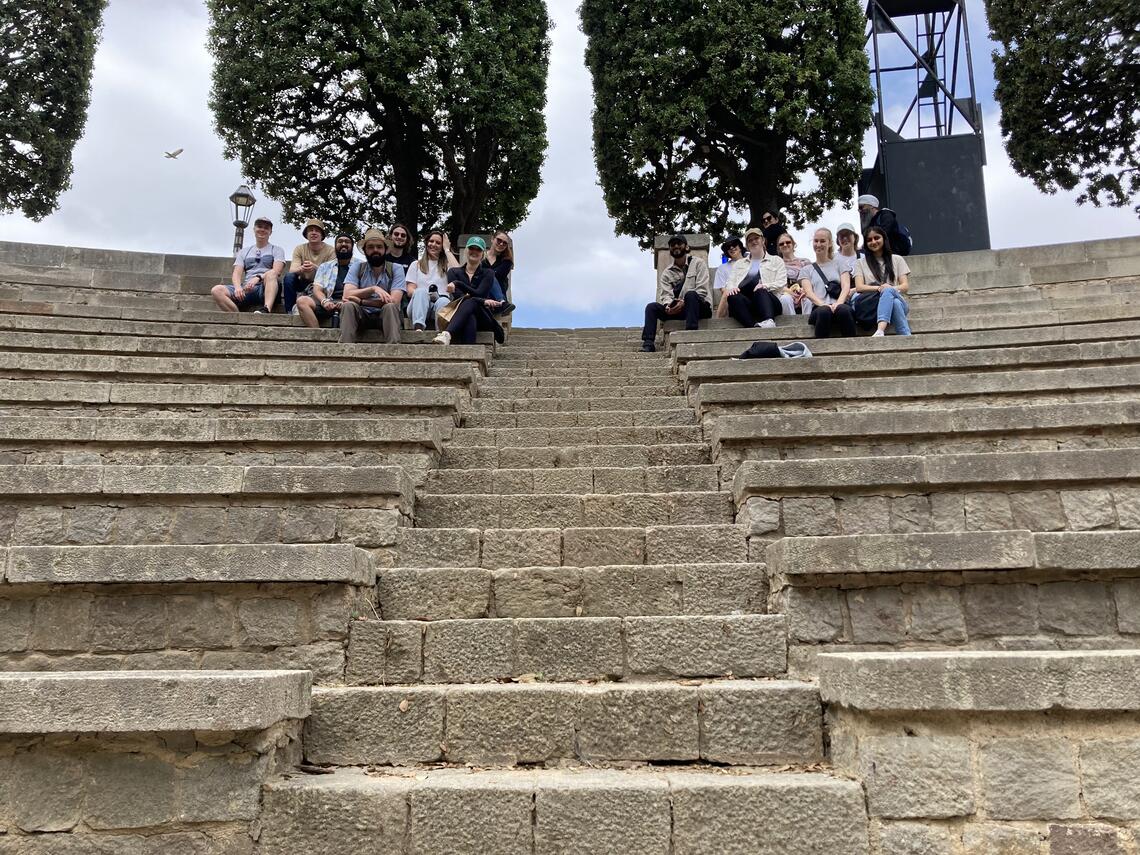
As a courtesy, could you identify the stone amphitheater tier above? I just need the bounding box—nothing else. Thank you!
[0,236,1139,854]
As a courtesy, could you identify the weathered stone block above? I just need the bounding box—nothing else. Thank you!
[779,587,844,642]
[1009,490,1066,532]
[647,525,746,564]
[905,585,966,643]
[238,598,304,646]
[445,685,576,764]
[305,688,444,765]
[1059,490,1117,531]
[424,619,514,683]
[31,597,92,651]
[336,509,400,547]
[960,824,1044,855]
[0,599,33,652]
[1080,739,1140,820]
[1114,487,1140,529]
[177,752,267,822]
[847,587,905,643]
[860,736,974,819]
[739,497,780,535]
[1114,581,1140,635]
[877,821,954,855]
[346,620,423,685]
[4,751,83,832]
[166,593,235,649]
[563,527,642,566]
[1037,582,1114,636]
[964,492,1014,530]
[514,617,623,681]
[1048,824,1125,855]
[579,564,678,615]
[700,682,822,765]
[91,595,167,651]
[964,584,1038,637]
[889,495,933,534]
[930,493,965,532]
[624,615,785,677]
[378,567,491,620]
[534,772,671,855]
[494,566,582,617]
[84,752,177,829]
[410,771,534,855]
[837,495,891,535]
[485,528,562,568]
[577,685,697,762]
[979,739,1081,820]
[782,497,839,537]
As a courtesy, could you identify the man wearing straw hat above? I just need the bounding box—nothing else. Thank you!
[339,228,406,344]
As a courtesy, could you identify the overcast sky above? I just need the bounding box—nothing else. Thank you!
[0,0,1136,328]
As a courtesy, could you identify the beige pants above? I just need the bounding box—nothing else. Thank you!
[339,301,402,344]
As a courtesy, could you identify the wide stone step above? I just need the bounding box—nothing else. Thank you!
[426,464,721,494]
[345,614,786,684]
[488,364,668,378]
[0,669,310,733]
[414,491,733,529]
[447,424,703,449]
[478,384,682,400]
[440,442,709,470]
[304,679,822,766]
[259,766,869,855]
[462,408,697,428]
[698,363,1140,416]
[396,524,749,568]
[711,401,1140,468]
[376,562,767,619]
[0,378,464,416]
[684,338,1140,390]
[481,375,678,391]
[0,329,491,370]
[474,394,691,413]
[0,350,478,387]
[673,318,1140,364]
[492,356,669,370]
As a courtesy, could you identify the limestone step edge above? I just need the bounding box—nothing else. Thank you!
[257,765,869,854]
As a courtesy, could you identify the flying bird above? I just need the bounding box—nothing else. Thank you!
[164,148,184,159]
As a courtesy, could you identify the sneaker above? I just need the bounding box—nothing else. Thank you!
[871,330,885,337]
[497,301,517,315]
[433,331,451,345]
[253,306,268,314]
[758,319,776,329]
[640,341,656,353]
[414,323,425,332]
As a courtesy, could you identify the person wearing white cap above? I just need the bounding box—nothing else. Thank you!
[857,195,912,256]
[836,222,862,261]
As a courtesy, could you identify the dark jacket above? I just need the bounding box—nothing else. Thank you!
[446,265,505,343]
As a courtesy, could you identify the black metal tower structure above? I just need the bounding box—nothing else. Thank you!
[860,0,991,253]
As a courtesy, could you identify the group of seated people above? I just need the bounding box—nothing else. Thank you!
[210,217,516,346]
[641,196,913,350]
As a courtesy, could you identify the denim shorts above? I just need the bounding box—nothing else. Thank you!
[227,281,265,307]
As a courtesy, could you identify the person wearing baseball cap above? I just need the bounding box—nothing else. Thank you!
[716,227,790,328]
[836,222,862,261]
[282,218,335,313]
[432,236,506,346]
[211,216,285,314]
[639,234,712,352]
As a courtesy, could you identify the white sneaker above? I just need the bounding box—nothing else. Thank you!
[871,330,885,337]
[758,319,777,329]
[433,330,451,345]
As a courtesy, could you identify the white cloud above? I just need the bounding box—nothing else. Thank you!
[0,0,1134,330]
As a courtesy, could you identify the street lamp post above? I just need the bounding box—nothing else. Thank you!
[229,185,257,255]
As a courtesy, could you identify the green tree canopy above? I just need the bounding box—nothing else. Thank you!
[206,0,551,238]
[580,0,872,247]
[0,0,107,220]
[986,0,1140,214]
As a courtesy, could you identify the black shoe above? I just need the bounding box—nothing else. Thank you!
[253,306,268,314]
[497,301,517,315]
[640,341,656,353]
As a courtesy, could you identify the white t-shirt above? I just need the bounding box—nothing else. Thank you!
[801,256,855,305]
[856,254,911,287]
[405,259,449,291]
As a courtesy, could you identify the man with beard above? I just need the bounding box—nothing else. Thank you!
[339,228,406,344]
[640,234,711,352]
[295,233,356,328]
[858,195,913,256]
[282,218,335,312]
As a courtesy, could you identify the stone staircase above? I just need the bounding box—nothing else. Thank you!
[2,236,1140,853]
[259,326,868,853]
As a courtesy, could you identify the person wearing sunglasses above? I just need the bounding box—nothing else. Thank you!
[775,233,812,315]
[482,230,517,315]
[759,209,789,256]
[719,227,790,329]
[385,223,417,272]
[211,216,284,314]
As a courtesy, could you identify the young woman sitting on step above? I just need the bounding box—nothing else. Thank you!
[799,228,857,339]
[853,225,912,337]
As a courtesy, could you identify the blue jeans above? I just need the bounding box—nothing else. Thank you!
[407,287,451,329]
[878,286,911,335]
[490,278,506,302]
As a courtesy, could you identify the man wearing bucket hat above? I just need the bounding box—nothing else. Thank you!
[339,228,406,344]
[282,218,335,313]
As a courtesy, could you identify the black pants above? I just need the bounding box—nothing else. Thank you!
[447,297,480,345]
[642,292,711,341]
[808,303,856,338]
[726,288,782,327]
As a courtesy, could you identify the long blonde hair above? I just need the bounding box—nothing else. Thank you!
[417,229,449,278]
[814,227,836,260]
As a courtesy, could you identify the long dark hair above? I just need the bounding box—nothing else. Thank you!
[388,222,416,256]
[864,225,896,284]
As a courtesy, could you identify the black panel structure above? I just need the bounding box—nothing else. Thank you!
[862,0,991,253]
